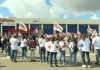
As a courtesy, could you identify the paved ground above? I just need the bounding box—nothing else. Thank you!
[0,48,100,70]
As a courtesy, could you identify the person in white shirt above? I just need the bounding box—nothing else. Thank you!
[45,37,51,64]
[58,36,67,65]
[49,36,58,67]
[68,36,78,65]
[38,35,46,62]
[78,34,91,68]
[10,34,19,62]
[92,34,100,65]
[20,35,28,59]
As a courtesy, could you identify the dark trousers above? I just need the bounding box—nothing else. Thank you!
[1,43,4,53]
[50,52,57,66]
[60,50,65,64]
[40,47,46,62]
[46,51,50,63]
[11,50,17,62]
[95,49,100,63]
[7,46,11,57]
[21,47,27,58]
[2,43,7,54]
[81,51,91,65]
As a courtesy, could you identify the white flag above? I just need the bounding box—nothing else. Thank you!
[19,22,27,31]
[87,25,93,33]
[53,22,63,32]
[92,29,97,36]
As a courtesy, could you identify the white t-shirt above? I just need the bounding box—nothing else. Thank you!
[45,41,51,51]
[49,41,58,52]
[69,42,75,52]
[92,36,100,50]
[20,39,27,47]
[38,38,46,47]
[58,41,66,50]
[78,38,91,52]
[10,37,19,50]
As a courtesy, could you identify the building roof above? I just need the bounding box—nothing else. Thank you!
[0,18,100,26]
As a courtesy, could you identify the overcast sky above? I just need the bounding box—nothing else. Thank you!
[0,0,100,20]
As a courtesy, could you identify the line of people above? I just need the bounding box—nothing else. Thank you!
[0,33,100,68]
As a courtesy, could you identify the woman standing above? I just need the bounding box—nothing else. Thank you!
[58,36,66,65]
[38,35,46,62]
[20,35,28,59]
[45,37,51,64]
[49,36,58,67]
[68,35,78,65]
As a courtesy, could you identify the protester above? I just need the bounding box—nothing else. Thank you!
[78,34,91,68]
[10,34,20,62]
[1,36,5,53]
[38,35,46,62]
[20,35,28,59]
[49,36,58,67]
[68,35,78,65]
[45,37,51,64]
[92,34,100,65]
[29,37,36,62]
[58,36,67,65]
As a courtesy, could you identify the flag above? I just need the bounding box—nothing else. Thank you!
[87,25,93,33]
[92,29,97,36]
[19,22,28,31]
[53,22,63,33]
[34,28,38,33]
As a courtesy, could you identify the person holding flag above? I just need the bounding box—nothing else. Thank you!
[19,22,28,32]
[53,22,63,33]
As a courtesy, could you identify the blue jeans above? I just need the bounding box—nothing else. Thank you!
[69,52,77,64]
[95,49,100,63]
[81,51,90,65]
[59,50,66,64]
[50,52,57,66]
[2,43,7,54]
[46,51,50,63]
[21,47,27,58]
[7,46,11,57]
[40,47,46,62]
[11,50,17,62]
[1,43,4,53]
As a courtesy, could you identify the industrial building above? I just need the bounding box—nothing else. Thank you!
[0,18,100,36]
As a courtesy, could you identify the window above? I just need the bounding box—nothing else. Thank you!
[60,24,66,33]
[3,26,15,32]
[43,24,53,34]
[79,25,88,34]
[67,24,77,33]
[30,24,42,29]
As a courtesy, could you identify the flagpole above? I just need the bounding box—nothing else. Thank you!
[18,24,21,37]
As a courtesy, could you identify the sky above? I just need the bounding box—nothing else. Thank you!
[0,0,100,20]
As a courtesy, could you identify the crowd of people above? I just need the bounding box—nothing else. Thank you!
[0,32,100,68]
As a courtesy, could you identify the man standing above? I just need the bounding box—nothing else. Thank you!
[78,34,91,68]
[29,37,36,62]
[10,34,19,62]
[92,34,100,65]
